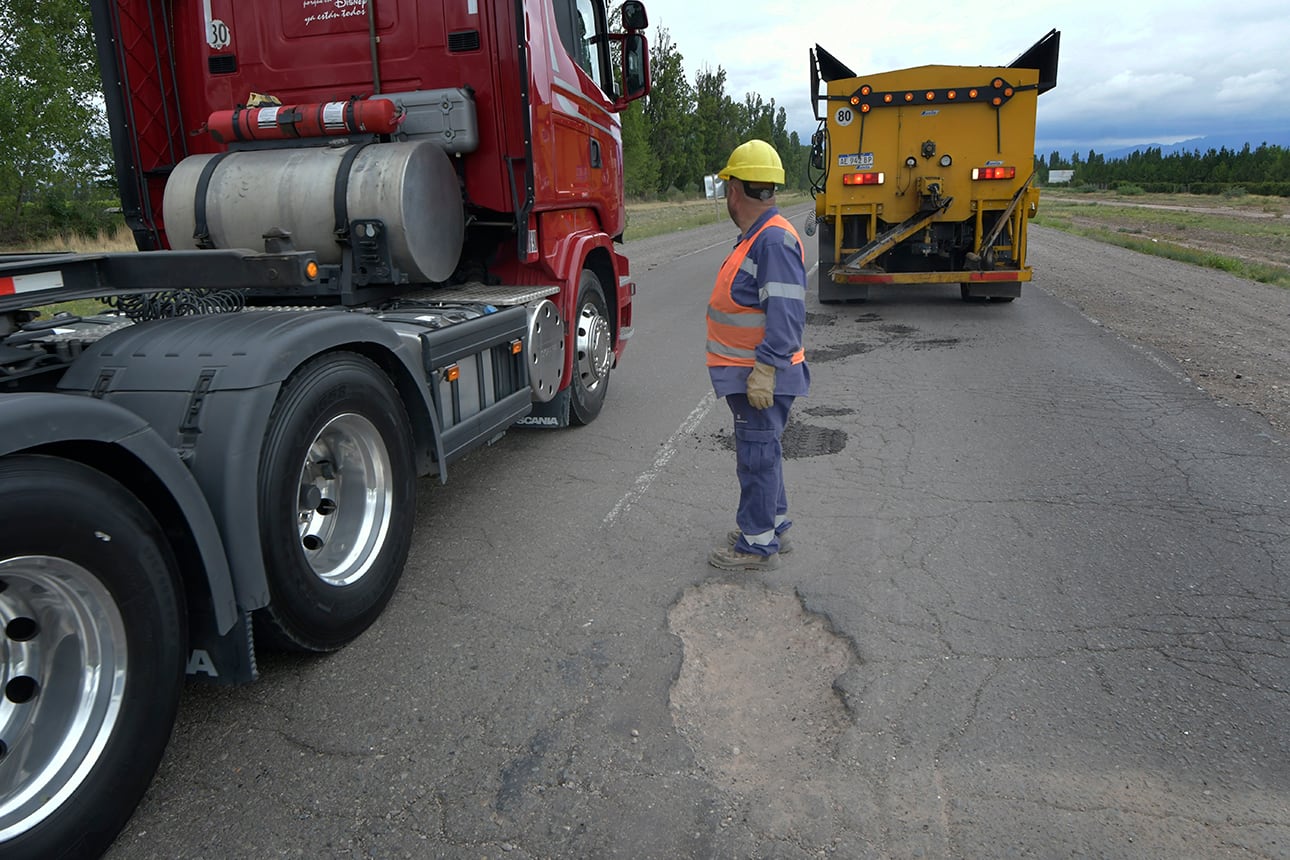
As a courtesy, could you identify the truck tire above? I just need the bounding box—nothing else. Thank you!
[255,351,416,652]
[570,269,612,425]
[0,455,185,860]
[815,219,866,302]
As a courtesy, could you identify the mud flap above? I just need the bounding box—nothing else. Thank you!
[818,278,869,303]
[961,282,1022,300]
[186,609,258,686]
[514,388,571,429]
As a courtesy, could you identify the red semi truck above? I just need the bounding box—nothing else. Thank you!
[0,1,650,856]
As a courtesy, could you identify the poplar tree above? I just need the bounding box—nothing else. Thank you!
[0,0,111,242]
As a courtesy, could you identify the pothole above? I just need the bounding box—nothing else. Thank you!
[668,583,856,836]
[806,341,876,363]
[909,337,962,350]
[711,421,847,458]
[801,405,855,418]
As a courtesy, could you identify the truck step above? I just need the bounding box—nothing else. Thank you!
[394,283,560,307]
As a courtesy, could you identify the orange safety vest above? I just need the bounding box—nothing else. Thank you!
[706,214,807,368]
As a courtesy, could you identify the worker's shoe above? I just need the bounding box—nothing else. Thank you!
[727,529,793,554]
[708,544,780,571]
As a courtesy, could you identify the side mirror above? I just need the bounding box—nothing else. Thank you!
[608,32,650,111]
[810,129,826,170]
[622,1,648,31]
[623,33,648,99]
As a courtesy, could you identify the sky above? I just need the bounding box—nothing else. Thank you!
[635,0,1290,156]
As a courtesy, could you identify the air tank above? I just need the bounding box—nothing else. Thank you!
[163,140,464,283]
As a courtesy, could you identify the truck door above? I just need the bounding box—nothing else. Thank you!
[547,0,621,207]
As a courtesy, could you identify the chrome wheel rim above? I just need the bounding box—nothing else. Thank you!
[574,300,612,393]
[0,555,127,840]
[296,413,393,587]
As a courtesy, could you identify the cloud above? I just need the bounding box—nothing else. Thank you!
[640,0,1290,153]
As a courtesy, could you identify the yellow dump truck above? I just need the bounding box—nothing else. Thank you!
[808,31,1060,302]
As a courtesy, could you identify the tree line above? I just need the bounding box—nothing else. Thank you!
[1035,143,1290,197]
[620,27,811,199]
[5,3,1288,247]
[0,0,115,246]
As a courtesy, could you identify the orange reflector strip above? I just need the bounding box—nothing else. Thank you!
[972,166,1017,180]
[842,172,884,186]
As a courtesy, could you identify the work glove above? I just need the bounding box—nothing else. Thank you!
[746,361,776,410]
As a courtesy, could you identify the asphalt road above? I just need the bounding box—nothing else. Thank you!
[107,208,1290,859]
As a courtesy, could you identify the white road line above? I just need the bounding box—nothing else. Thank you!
[676,238,731,260]
[604,391,716,527]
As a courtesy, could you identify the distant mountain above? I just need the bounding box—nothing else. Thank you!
[1100,129,1290,160]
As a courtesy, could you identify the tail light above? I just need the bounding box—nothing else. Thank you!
[842,172,885,186]
[972,166,1016,180]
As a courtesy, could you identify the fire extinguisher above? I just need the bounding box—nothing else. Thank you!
[207,98,402,143]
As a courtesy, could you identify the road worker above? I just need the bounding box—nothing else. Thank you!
[705,139,810,571]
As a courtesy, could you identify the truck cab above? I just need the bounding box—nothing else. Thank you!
[0,2,650,858]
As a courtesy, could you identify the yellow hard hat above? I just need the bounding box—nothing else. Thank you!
[718,139,785,185]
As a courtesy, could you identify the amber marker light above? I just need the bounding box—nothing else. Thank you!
[883,93,893,103]
[993,78,1003,88]
[860,85,872,96]
[947,90,957,100]
[444,364,461,382]
[510,339,523,355]
[904,92,914,102]
[925,91,935,101]
[1004,87,1014,97]
[850,95,860,105]
[861,103,871,113]
[969,89,979,99]
[305,260,319,279]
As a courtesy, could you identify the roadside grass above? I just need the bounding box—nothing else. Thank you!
[623,191,808,242]
[7,225,138,320]
[1035,192,1290,290]
[1041,223,1290,289]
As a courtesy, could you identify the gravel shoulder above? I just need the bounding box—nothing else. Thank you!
[1030,223,1290,437]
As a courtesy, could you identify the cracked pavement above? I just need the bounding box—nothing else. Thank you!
[106,212,1289,859]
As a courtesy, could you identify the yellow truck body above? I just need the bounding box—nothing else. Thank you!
[809,31,1059,302]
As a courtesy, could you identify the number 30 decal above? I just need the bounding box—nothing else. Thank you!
[835,107,854,127]
[208,19,231,49]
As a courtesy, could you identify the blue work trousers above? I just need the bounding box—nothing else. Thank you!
[726,393,794,556]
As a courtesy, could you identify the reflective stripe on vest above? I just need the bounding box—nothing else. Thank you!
[706,214,807,368]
